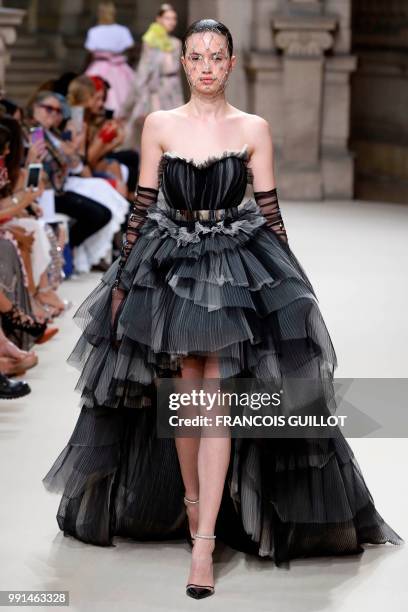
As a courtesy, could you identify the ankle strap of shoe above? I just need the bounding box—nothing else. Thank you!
[184,496,199,504]
[194,533,216,539]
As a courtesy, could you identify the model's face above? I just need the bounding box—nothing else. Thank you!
[181,32,235,96]
[33,96,63,129]
[156,10,177,33]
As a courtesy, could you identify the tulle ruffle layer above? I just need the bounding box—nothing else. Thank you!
[67,195,337,410]
[42,404,404,564]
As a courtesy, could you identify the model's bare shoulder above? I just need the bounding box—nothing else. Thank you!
[145,108,188,128]
[143,110,179,144]
[144,110,173,130]
[228,109,271,149]
[143,109,188,152]
[229,108,269,126]
[239,113,273,158]
[243,113,271,136]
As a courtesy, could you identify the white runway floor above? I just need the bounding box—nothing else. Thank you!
[0,198,407,611]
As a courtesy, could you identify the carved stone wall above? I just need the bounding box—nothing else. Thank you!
[246,0,356,200]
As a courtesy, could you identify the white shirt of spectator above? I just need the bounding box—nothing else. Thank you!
[84,24,134,54]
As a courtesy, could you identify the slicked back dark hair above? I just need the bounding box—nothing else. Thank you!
[181,19,234,58]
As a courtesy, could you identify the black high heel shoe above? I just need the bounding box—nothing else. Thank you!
[1,304,47,338]
[186,533,216,600]
[184,495,199,548]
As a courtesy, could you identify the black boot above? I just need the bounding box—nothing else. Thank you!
[0,372,31,399]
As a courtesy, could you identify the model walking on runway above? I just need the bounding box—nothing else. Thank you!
[43,18,403,600]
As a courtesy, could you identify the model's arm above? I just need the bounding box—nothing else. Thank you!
[248,116,288,245]
[137,111,164,187]
[111,112,164,327]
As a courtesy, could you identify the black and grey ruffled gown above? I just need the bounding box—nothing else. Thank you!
[43,144,403,565]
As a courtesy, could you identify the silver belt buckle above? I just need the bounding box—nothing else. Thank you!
[199,210,210,222]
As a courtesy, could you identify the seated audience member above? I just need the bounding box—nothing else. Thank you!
[25,91,128,273]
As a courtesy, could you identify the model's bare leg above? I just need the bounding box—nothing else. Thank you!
[173,355,205,539]
[188,353,231,589]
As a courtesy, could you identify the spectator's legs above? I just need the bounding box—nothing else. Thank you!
[107,150,140,192]
[54,191,112,248]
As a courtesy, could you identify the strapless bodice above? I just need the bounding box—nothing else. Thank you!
[158,145,251,211]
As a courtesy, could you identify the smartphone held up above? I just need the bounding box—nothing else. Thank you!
[30,126,44,146]
[25,163,42,191]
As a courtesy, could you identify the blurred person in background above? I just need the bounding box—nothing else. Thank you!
[0,129,58,349]
[84,1,135,116]
[120,3,184,149]
[26,91,129,274]
[67,75,128,197]
[0,115,64,335]
[0,234,49,351]
[0,97,23,122]
[0,199,47,355]
[26,91,111,269]
[67,74,139,195]
[0,116,66,319]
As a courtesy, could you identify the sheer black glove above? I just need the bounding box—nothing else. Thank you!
[254,187,288,245]
[111,185,159,328]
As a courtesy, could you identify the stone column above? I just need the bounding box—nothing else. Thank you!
[272,13,337,199]
[58,0,85,36]
[0,7,25,95]
[246,1,356,200]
